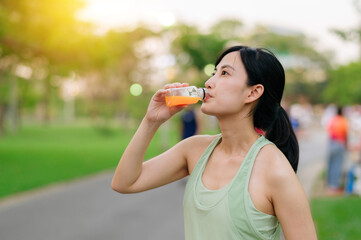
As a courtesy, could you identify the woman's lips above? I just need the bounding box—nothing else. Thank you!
[204,93,212,102]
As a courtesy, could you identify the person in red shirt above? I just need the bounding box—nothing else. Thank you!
[326,106,348,195]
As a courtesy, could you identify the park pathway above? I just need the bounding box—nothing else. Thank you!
[0,127,327,240]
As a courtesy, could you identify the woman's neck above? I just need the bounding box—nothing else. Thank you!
[217,113,260,156]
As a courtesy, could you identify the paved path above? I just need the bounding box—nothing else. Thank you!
[0,172,186,240]
[0,128,327,240]
[297,127,327,197]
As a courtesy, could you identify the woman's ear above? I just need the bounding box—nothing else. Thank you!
[245,84,264,103]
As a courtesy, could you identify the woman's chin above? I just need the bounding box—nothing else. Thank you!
[200,105,216,116]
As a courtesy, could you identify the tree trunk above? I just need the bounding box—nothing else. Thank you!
[41,76,52,124]
[0,103,7,136]
[8,75,19,133]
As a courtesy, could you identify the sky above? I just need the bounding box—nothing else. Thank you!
[77,0,360,65]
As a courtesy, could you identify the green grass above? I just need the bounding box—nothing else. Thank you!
[311,196,361,240]
[0,122,180,199]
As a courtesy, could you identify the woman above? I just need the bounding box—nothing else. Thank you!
[112,46,317,239]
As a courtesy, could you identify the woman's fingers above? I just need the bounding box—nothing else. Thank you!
[152,89,168,102]
[163,83,189,89]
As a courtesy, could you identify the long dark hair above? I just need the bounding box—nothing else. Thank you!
[215,46,299,172]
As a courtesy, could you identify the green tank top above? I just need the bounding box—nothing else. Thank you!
[183,135,281,240]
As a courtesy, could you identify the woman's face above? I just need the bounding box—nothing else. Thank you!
[201,51,253,117]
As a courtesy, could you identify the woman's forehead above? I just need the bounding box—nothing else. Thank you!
[217,51,243,69]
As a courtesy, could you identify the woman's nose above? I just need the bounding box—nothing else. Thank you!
[205,77,214,89]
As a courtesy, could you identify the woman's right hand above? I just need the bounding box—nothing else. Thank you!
[145,83,189,124]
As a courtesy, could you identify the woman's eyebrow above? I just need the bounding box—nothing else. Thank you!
[215,64,236,71]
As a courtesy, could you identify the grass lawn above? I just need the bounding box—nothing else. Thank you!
[311,196,361,240]
[0,122,181,199]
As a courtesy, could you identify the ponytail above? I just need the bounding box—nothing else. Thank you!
[265,106,299,172]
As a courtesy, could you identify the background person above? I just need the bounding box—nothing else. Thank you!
[326,106,348,195]
[180,105,201,140]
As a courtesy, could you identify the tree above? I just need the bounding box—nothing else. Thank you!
[246,25,331,103]
[76,27,156,123]
[170,22,234,87]
[0,0,156,130]
[330,0,361,59]
[324,0,361,105]
[0,0,90,132]
[169,22,330,104]
[210,19,244,41]
[322,61,361,105]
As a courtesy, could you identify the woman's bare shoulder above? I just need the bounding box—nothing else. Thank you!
[177,134,220,171]
[177,134,220,154]
[257,144,297,182]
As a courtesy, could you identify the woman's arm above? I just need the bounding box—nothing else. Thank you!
[268,153,318,240]
[111,83,190,193]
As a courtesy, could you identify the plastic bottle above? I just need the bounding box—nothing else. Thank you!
[165,86,206,107]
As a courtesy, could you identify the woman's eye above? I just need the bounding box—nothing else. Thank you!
[212,72,216,76]
[221,70,228,75]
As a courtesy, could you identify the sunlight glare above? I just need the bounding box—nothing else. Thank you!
[204,64,215,77]
[130,83,143,96]
[158,12,176,27]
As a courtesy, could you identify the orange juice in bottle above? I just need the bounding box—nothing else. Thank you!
[165,86,206,107]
